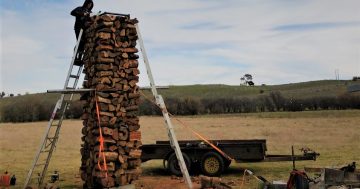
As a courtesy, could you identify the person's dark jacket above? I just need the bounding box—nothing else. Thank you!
[71,0,93,30]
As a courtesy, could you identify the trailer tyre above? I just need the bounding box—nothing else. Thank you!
[201,152,225,176]
[167,153,191,176]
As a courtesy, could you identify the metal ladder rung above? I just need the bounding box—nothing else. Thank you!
[62,99,72,104]
[74,59,83,66]
[51,120,60,125]
[40,150,50,153]
[70,74,80,79]
[66,87,75,89]
[51,123,59,126]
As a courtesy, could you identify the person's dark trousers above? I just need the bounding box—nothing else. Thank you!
[75,28,85,60]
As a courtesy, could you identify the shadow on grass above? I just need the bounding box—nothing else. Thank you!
[142,167,169,176]
[141,163,248,177]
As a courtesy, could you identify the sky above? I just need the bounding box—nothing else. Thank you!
[1,0,360,94]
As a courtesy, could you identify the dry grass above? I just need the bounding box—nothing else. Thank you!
[0,110,359,188]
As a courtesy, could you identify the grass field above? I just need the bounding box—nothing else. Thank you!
[0,110,359,188]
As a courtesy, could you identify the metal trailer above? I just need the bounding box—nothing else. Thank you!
[141,140,319,176]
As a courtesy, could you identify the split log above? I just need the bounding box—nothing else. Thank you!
[92,127,113,136]
[129,131,141,141]
[118,127,129,140]
[103,152,119,162]
[129,149,142,159]
[99,111,114,117]
[101,177,115,188]
[97,96,112,104]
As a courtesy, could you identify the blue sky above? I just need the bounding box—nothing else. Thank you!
[1,0,360,94]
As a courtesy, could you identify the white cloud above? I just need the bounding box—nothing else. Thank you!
[0,0,359,94]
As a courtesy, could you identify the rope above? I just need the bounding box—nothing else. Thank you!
[95,93,108,178]
[139,91,234,161]
[240,169,265,189]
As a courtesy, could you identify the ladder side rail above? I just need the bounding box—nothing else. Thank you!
[23,29,84,189]
[64,29,84,90]
[135,24,193,189]
[134,25,159,98]
[157,95,193,185]
[38,55,84,186]
[37,97,72,185]
[23,98,63,188]
[38,32,85,186]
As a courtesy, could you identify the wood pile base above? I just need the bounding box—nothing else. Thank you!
[80,14,142,188]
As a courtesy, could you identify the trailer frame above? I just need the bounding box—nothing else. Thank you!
[141,140,319,176]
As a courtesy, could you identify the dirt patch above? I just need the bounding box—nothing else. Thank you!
[135,176,200,189]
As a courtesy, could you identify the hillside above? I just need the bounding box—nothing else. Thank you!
[1,80,359,122]
[157,80,358,99]
[0,80,358,105]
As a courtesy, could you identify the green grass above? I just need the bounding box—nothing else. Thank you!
[1,80,357,104]
[158,80,359,99]
[202,109,360,118]
[1,110,359,188]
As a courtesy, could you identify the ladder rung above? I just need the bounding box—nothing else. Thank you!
[66,87,75,89]
[47,137,58,141]
[35,163,46,166]
[41,150,50,153]
[70,74,80,79]
[51,120,59,125]
[63,99,72,102]
[63,100,72,105]
[51,122,59,126]
[74,59,84,66]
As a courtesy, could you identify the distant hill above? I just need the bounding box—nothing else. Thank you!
[0,79,358,105]
[1,80,359,122]
[157,80,358,99]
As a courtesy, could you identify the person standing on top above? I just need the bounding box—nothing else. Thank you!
[71,0,94,62]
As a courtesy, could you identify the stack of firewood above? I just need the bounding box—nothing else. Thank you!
[79,14,142,188]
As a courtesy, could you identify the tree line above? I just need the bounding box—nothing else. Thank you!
[140,92,360,115]
[1,91,359,123]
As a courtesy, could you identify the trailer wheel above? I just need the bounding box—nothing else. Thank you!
[167,153,191,176]
[201,152,225,176]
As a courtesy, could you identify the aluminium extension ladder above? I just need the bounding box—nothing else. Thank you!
[23,29,85,188]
